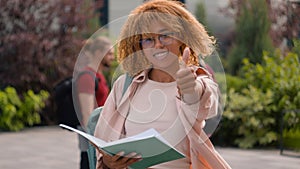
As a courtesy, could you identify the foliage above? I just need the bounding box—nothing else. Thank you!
[224,74,247,92]
[195,1,207,27]
[227,0,274,75]
[194,1,214,36]
[0,0,100,124]
[0,0,92,90]
[223,87,276,148]
[242,50,300,114]
[214,47,300,148]
[0,87,49,131]
[291,39,300,57]
[283,128,300,151]
[221,0,300,49]
[268,1,300,49]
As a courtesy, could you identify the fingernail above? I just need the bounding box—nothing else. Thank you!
[129,152,137,156]
[119,151,125,156]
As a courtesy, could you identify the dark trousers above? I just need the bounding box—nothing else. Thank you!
[80,151,90,169]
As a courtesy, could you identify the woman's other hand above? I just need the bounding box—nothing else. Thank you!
[97,148,142,169]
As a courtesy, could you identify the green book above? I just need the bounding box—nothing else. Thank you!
[59,124,185,169]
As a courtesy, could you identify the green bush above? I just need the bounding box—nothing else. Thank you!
[225,74,247,92]
[283,128,300,151]
[242,50,300,128]
[214,47,300,148]
[0,87,49,131]
[222,87,277,148]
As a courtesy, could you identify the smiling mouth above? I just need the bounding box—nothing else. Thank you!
[153,51,169,60]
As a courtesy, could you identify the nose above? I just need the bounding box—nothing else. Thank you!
[153,37,164,49]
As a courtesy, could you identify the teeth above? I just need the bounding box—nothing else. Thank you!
[153,51,168,59]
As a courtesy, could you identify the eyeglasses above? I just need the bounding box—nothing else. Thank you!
[140,32,176,49]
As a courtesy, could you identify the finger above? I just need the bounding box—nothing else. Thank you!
[112,151,125,161]
[177,71,195,81]
[119,152,141,163]
[179,81,195,90]
[182,47,190,64]
[125,156,142,166]
[110,152,141,169]
[177,71,196,85]
[181,87,196,94]
[176,67,194,79]
[179,47,190,69]
[119,153,142,168]
[178,84,196,94]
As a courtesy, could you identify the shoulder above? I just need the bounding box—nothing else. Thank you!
[77,73,94,85]
[76,68,96,80]
[110,74,130,95]
[113,74,127,86]
[111,70,148,94]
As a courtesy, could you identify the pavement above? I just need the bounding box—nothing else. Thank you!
[0,126,299,169]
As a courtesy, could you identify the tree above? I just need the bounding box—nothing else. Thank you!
[222,0,300,53]
[268,0,300,52]
[0,0,99,124]
[226,0,274,75]
[195,1,208,27]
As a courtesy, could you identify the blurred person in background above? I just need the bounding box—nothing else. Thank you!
[75,36,114,169]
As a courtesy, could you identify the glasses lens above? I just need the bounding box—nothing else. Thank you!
[140,38,154,49]
[140,33,175,49]
[159,33,174,45]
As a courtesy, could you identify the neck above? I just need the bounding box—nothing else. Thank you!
[148,69,175,83]
[149,60,180,82]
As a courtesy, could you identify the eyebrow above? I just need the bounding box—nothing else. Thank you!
[158,28,170,34]
[144,28,170,35]
[141,28,172,37]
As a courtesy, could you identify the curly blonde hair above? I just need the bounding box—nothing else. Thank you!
[117,0,215,77]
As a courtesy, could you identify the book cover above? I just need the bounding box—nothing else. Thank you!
[59,124,185,169]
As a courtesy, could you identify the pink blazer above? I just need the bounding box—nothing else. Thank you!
[94,68,231,169]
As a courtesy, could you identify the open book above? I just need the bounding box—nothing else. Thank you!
[59,124,185,169]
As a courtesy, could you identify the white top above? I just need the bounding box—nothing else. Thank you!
[125,78,190,168]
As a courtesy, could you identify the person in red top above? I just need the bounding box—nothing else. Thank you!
[75,36,114,169]
[77,66,109,112]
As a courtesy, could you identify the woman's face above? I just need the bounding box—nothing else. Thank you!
[141,21,182,70]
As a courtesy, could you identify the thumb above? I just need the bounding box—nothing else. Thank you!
[182,47,190,64]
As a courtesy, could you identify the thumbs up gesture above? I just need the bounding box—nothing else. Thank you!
[176,47,202,104]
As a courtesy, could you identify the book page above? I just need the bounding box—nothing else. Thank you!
[105,128,157,146]
[59,124,106,147]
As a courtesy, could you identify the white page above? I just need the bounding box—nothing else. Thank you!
[105,128,157,146]
[59,124,107,147]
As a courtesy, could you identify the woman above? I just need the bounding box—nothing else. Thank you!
[94,0,231,168]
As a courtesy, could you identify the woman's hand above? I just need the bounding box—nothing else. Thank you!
[176,47,202,104]
[97,148,142,169]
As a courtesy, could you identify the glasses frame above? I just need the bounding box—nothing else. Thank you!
[139,32,177,49]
